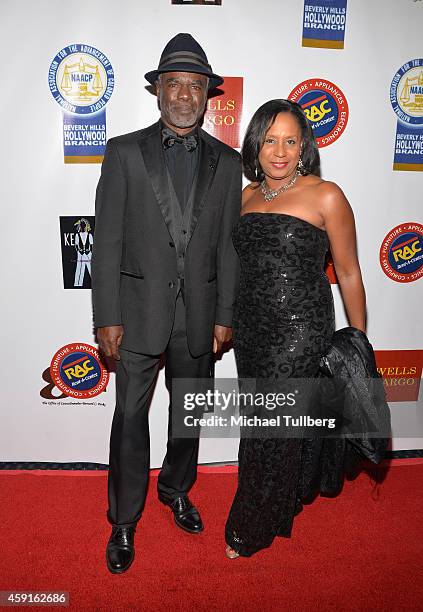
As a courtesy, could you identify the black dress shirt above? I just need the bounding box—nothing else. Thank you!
[161,121,199,212]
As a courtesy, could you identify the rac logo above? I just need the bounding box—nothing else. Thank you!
[303,96,332,122]
[63,357,94,380]
[392,237,421,262]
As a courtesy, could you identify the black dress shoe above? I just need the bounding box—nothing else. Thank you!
[106,525,136,574]
[160,495,204,534]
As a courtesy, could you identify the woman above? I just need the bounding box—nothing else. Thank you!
[225,99,366,558]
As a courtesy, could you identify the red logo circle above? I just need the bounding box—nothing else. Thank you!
[288,78,349,148]
[379,222,423,283]
[50,343,109,398]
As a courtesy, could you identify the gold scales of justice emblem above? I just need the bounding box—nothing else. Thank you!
[59,56,104,103]
[399,69,423,115]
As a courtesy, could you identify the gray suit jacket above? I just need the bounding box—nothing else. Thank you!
[91,120,242,356]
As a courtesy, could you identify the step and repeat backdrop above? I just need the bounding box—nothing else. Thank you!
[1,0,422,466]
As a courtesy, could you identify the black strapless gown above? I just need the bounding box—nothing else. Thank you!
[225,212,339,557]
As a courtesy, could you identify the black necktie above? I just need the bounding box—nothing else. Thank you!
[162,128,198,152]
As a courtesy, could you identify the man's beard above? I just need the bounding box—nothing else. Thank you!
[164,103,199,129]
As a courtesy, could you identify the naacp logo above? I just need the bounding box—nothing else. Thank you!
[48,44,114,115]
[60,216,95,289]
[50,343,109,399]
[390,59,423,127]
[379,222,423,283]
[289,79,349,147]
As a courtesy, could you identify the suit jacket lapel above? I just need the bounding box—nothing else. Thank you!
[137,122,175,241]
[187,134,220,244]
[138,122,220,244]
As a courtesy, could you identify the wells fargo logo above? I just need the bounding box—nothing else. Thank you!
[374,350,422,402]
[203,77,243,148]
[40,343,109,400]
[325,254,337,283]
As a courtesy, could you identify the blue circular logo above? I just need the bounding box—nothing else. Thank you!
[48,44,114,115]
[388,231,423,275]
[299,89,339,140]
[59,350,101,391]
[50,343,109,398]
[380,223,423,283]
[289,79,349,148]
[390,59,423,127]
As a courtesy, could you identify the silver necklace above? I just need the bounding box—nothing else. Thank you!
[260,175,298,202]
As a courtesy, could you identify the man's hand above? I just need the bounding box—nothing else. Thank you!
[213,325,232,354]
[97,325,124,360]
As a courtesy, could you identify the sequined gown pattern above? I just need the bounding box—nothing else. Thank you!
[225,212,335,557]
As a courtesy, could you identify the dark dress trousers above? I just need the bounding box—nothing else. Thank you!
[91,120,241,526]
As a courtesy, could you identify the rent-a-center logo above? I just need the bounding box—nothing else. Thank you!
[288,78,349,147]
[50,343,109,398]
[379,222,423,283]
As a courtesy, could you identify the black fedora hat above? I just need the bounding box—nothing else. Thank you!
[144,33,223,90]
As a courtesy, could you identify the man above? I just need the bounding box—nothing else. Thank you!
[73,218,93,287]
[91,33,241,573]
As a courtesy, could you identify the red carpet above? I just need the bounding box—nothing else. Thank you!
[1,462,422,611]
